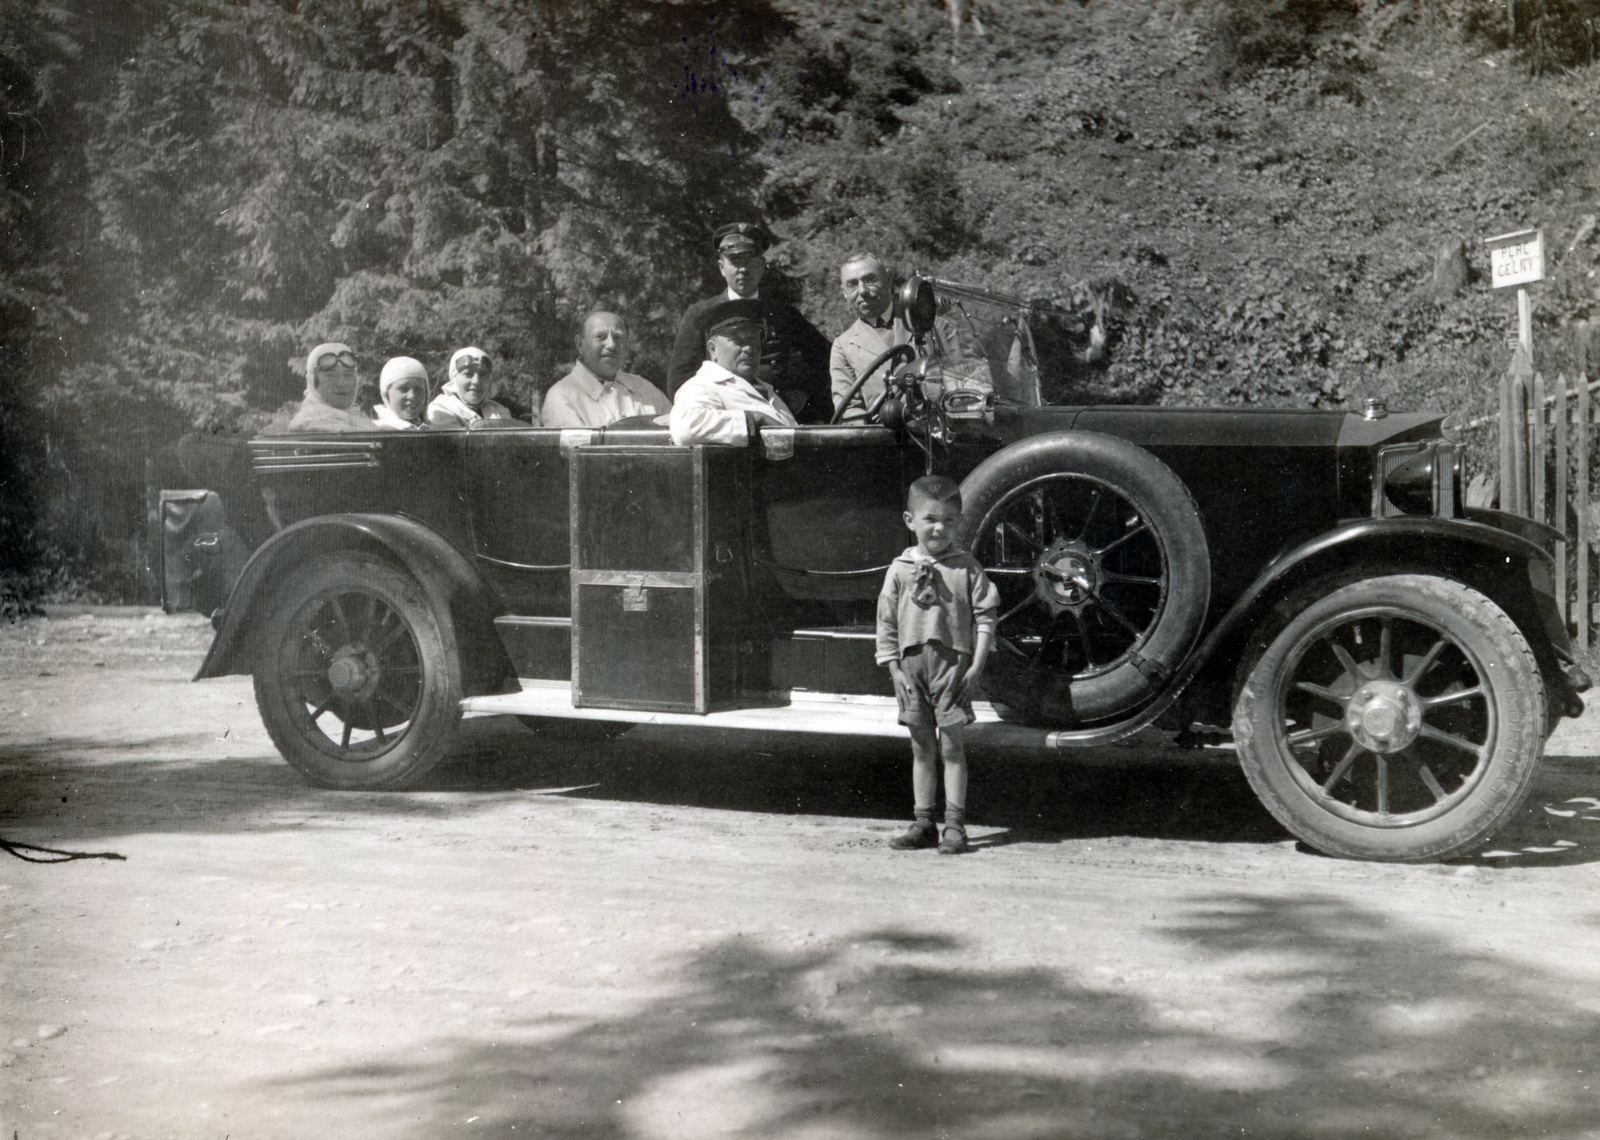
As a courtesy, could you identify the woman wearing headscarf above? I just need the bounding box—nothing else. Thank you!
[373,356,431,430]
[289,342,378,432]
[426,347,529,428]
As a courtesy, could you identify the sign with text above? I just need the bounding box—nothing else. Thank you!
[1485,228,1544,288]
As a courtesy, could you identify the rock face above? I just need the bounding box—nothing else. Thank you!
[1427,236,1470,302]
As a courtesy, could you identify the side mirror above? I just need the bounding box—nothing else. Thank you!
[896,276,937,336]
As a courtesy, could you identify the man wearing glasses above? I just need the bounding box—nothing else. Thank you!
[830,253,911,422]
[289,342,381,432]
[427,347,525,429]
[665,222,831,423]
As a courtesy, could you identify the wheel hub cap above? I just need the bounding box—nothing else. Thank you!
[327,647,378,697]
[1344,680,1422,754]
[1034,541,1097,611]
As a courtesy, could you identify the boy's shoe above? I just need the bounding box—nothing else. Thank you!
[889,820,938,850]
[937,823,969,855]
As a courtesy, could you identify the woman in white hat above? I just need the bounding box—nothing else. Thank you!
[288,342,378,432]
[372,356,431,430]
[426,347,528,428]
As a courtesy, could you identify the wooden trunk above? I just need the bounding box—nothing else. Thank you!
[570,446,750,713]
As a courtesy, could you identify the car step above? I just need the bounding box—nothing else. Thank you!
[459,680,1231,760]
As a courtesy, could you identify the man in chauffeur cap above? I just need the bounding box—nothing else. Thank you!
[666,222,832,423]
[670,298,798,446]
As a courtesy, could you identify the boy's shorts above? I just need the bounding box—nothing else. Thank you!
[896,641,974,730]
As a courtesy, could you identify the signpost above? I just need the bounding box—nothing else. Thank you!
[1486,228,1544,350]
[1486,229,1544,518]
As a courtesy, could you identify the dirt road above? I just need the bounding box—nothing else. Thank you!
[3,610,1599,1140]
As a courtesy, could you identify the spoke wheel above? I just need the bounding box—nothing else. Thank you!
[1235,575,1544,861]
[959,432,1209,724]
[979,473,1167,680]
[255,554,462,789]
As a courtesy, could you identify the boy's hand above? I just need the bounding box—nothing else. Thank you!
[952,653,979,702]
[886,659,909,705]
[960,631,992,701]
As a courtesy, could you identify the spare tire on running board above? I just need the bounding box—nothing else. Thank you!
[958,431,1210,725]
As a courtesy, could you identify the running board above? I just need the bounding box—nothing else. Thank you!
[459,680,1217,756]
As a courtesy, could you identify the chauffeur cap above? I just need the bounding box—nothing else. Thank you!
[703,298,766,338]
[713,222,771,256]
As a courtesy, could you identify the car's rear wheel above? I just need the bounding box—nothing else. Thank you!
[960,432,1210,724]
[1233,574,1544,861]
[254,554,462,789]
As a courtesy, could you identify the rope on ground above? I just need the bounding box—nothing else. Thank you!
[0,836,126,863]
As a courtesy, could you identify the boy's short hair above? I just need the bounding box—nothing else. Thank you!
[907,474,962,512]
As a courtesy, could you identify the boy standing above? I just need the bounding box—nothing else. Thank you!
[876,475,1000,854]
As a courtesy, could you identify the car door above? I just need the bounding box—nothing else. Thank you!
[465,428,578,615]
[746,424,914,629]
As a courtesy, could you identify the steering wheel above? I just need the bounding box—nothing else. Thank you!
[829,343,918,425]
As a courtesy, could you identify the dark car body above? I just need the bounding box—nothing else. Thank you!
[166,276,1587,862]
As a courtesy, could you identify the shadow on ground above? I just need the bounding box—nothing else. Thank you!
[275,893,1600,1139]
[0,715,1288,849]
[4,716,1599,864]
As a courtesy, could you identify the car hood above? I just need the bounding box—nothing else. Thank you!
[1013,405,1450,450]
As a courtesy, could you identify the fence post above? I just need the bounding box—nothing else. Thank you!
[1579,344,1591,651]
[1555,373,1569,624]
[1499,352,1514,510]
[144,456,162,607]
[1510,347,1531,516]
[1532,371,1547,524]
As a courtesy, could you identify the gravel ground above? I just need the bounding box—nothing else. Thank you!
[2,610,1599,1140]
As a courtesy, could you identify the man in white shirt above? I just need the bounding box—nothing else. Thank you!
[670,300,799,447]
[830,252,912,421]
[542,311,671,429]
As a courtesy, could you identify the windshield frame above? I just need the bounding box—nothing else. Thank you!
[921,277,1044,408]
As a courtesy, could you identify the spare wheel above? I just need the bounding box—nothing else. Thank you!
[958,431,1210,724]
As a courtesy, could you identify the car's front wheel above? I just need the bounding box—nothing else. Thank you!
[1233,574,1544,861]
[254,554,462,789]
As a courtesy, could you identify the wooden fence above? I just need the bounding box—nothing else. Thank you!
[1498,321,1596,649]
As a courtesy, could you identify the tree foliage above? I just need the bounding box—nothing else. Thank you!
[72,0,789,422]
[4,0,1599,602]
[3,0,793,596]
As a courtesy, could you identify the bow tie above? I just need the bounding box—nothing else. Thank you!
[869,317,892,331]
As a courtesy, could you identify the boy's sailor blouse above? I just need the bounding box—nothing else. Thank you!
[875,545,1000,665]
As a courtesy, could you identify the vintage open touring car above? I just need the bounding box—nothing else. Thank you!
[159,276,1589,862]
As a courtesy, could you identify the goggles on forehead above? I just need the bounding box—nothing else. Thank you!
[315,351,358,371]
[454,357,492,377]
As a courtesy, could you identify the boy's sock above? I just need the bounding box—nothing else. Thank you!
[889,807,938,850]
[938,805,968,855]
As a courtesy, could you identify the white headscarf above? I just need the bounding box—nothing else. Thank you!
[289,341,373,432]
[304,342,356,405]
[446,346,492,404]
[379,356,429,401]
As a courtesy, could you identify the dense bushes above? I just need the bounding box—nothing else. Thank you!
[1,0,789,599]
[1207,0,1365,82]
[2,0,1599,601]
[1462,0,1600,72]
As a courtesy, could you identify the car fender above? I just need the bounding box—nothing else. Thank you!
[196,513,513,695]
[1181,514,1581,707]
